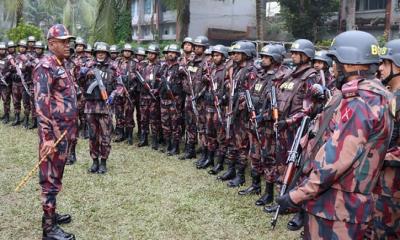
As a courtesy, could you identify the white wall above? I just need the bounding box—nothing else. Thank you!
[188,0,256,37]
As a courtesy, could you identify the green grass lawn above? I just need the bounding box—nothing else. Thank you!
[0,114,300,240]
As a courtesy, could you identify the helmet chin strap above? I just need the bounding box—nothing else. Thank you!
[382,62,400,85]
[336,63,377,89]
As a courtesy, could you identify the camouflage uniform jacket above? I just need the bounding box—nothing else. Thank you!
[33,53,78,141]
[289,77,394,224]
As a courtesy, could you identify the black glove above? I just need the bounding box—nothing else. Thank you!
[276,193,300,213]
[275,120,287,129]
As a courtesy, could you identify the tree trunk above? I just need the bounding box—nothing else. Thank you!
[346,0,356,30]
[16,0,23,26]
[384,0,392,41]
[176,0,190,42]
[256,0,267,41]
[338,0,346,32]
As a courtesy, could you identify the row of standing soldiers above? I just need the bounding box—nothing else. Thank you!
[3,30,400,239]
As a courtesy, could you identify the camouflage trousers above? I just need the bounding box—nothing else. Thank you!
[184,95,198,145]
[205,107,218,152]
[248,126,265,174]
[303,213,368,240]
[161,97,183,142]
[125,95,138,129]
[87,113,112,160]
[11,82,23,114]
[140,97,161,135]
[1,84,11,114]
[114,96,126,129]
[371,195,400,240]
[226,113,249,165]
[134,94,141,133]
[22,83,33,117]
[215,111,227,157]
[77,94,86,128]
[39,123,76,217]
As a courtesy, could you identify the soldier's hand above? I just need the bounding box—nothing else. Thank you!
[274,120,287,129]
[255,114,264,123]
[276,193,300,213]
[41,140,56,160]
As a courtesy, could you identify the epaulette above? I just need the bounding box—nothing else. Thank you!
[341,79,359,98]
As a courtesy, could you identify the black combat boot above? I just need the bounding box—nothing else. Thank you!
[126,127,133,145]
[198,150,215,169]
[88,158,99,173]
[55,213,72,225]
[287,210,305,231]
[238,169,261,195]
[66,144,77,165]
[255,182,274,206]
[83,122,89,139]
[97,159,107,174]
[195,147,208,168]
[263,204,279,214]
[11,113,20,126]
[2,113,9,124]
[23,115,29,128]
[208,154,224,175]
[114,127,125,142]
[151,134,159,150]
[29,117,37,129]
[167,140,180,156]
[137,131,148,147]
[217,159,236,181]
[227,163,246,188]
[160,138,172,153]
[179,143,196,160]
[42,214,75,240]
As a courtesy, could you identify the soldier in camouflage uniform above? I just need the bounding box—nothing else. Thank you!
[277,30,393,240]
[82,42,123,174]
[159,44,186,155]
[109,45,119,62]
[0,42,11,123]
[371,39,400,240]
[313,50,335,90]
[264,39,317,215]
[2,41,17,124]
[34,24,77,240]
[198,45,228,170]
[138,44,162,148]
[217,41,257,188]
[116,43,137,145]
[27,36,36,54]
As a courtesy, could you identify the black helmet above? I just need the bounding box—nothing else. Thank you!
[27,36,36,43]
[146,44,160,54]
[380,39,400,67]
[34,41,45,49]
[314,50,333,67]
[7,41,16,48]
[230,41,252,58]
[18,39,28,47]
[181,37,194,47]
[94,42,109,53]
[193,36,209,48]
[109,45,119,53]
[290,39,315,59]
[166,44,181,54]
[212,44,228,58]
[121,43,133,53]
[75,37,86,48]
[0,42,6,50]
[135,46,146,56]
[328,30,379,65]
[259,45,283,63]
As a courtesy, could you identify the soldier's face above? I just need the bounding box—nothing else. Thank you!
[18,46,26,53]
[167,52,177,61]
[28,42,34,47]
[123,51,132,58]
[147,52,157,61]
[261,56,272,67]
[379,59,400,81]
[0,49,5,55]
[212,53,223,65]
[183,43,193,53]
[48,38,71,60]
[233,52,244,63]
[75,45,84,53]
[7,48,15,54]
[110,53,118,59]
[291,51,301,64]
[96,51,107,62]
[194,45,204,56]
[35,48,43,55]
[313,60,325,71]
[136,55,145,61]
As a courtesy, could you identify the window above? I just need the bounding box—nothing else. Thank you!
[144,0,152,14]
[356,0,386,11]
[131,0,138,17]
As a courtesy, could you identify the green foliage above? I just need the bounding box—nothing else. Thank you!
[316,39,333,48]
[6,23,43,42]
[115,9,132,43]
[278,0,339,42]
[93,0,117,44]
[377,35,387,47]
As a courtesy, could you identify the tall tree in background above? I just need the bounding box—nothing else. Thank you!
[162,0,190,41]
[278,0,339,41]
[16,0,24,26]
[93,0,118,43]
[256,0,267,41]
